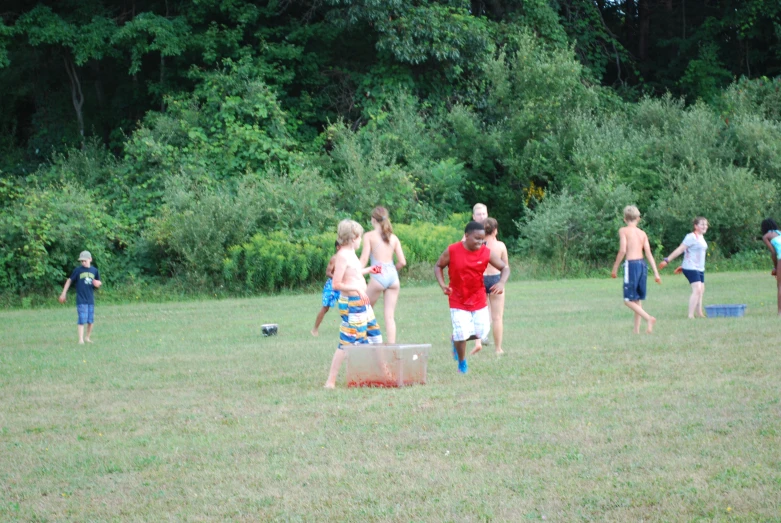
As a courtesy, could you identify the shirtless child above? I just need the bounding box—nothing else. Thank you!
[611,206,662,334]
[359,206,407,344]
[324,220,383,388]
[466,203,489,353]
[471,217,508,355]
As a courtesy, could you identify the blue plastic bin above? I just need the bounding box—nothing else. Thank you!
[704,304,746,318]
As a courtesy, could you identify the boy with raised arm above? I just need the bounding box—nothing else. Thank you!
[611,206,661,334]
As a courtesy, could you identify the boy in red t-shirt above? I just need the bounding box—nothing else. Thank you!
[434,221,510,374]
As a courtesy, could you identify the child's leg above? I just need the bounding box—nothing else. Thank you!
[696,283,705,317]
[85,323,94,342]
[383,283,400,344]
[776,262,781,315]
[366,277,383,307]
[687,282,703,319]
[624,300,655,333]
[324,349,347,388]
[77,324,85,344]
[454,339,468,362]
[311,306,330,336]
[488,292,505,354]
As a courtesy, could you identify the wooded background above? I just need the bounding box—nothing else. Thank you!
[1,0,780,295]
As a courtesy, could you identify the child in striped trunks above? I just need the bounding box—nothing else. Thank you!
[324,220,383,389]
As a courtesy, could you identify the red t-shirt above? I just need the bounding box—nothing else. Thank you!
[447,242,491,311]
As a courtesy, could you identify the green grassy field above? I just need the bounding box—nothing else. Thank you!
[2,272,780,521]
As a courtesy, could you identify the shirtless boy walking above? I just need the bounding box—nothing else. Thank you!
[611,206,661,334]
[324,220,383,388]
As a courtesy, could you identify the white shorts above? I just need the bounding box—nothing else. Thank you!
[450,307,490,342]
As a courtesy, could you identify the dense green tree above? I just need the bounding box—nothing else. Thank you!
[2,0,781,296]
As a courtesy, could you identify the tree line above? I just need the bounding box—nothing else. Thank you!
[1,1,780,297]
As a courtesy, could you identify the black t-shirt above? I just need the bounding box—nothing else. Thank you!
[69,266,100,305]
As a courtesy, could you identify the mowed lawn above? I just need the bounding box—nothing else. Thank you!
[1,272,780,522]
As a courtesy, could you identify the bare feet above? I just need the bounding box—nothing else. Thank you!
[469,343,482,356]
[311,329,319,337]
[495,348,504,355]
[324,382,335,389]
[78,340,85,344]
[85,338,93,343]
[646,316,656,334]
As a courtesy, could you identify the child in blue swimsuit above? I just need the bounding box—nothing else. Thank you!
[761,218,781,316]
[311,242,341,336]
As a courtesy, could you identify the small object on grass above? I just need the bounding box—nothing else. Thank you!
[262,323,278,336]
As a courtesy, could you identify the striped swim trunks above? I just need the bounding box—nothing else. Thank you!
[338,294,383,348]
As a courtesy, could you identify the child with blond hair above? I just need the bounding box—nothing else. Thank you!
[324,220,383,388]
[611,206,661,334]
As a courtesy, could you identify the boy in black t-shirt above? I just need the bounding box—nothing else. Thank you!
[59,251,102,344]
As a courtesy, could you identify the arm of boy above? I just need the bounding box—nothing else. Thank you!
[487,251,510,294]
[434,248,452,295]
[58,279,72,304]
[658,242,687,270]
[325,255,337,279]
[643,235,661,284]
[611,228,627,278]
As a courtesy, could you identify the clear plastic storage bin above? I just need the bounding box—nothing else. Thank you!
[344,344,430,388]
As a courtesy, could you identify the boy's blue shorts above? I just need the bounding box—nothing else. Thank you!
[682,269,705,284]
[77,304,95,325]
[623,259,647,301]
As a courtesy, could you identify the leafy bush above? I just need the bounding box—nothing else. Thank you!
[650,161,777,256]
[717,76,781,123]
[728,114,781,183]
[394,222,462,264]
[324,93,466,222]
[143,177,261,280]
[123,59,300,190]
[517,178,635,269]
[248,169,338,235]
[0,181,120,292]
[223,232,335,293]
